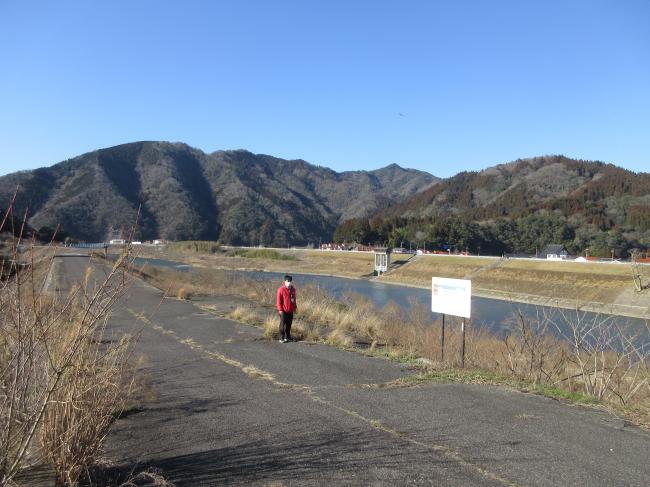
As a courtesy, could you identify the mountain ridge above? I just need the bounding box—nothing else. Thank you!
[2,144,648,255]
[0,141,437,244]
[341,155,650,257]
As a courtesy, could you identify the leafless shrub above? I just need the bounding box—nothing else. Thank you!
[38,302,136,486]
[548,308,650,405]
[243,277,275,304]
[499,308,568,385]
[631,250,649,292]
[0,198,137,486]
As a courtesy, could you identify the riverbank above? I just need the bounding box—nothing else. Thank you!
[382,254,650,319]
[130,245,650,319]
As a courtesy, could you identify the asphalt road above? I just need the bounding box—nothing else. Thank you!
[52,254,650,486]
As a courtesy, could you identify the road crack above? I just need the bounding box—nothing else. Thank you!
[128,309,305,390]
[128,308,522,487]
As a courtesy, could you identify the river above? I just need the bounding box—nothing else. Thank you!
[132,256,649,346]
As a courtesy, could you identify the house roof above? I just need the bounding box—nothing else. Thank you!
[541,244,568,255]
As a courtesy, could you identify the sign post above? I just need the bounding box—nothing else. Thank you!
[440,314,445,362]
[461,318,465,368]
[432,277,471,367]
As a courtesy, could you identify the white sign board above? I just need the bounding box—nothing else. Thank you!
[432,277,471,318]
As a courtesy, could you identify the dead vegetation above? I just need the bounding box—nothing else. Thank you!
[631,251,650,293]
[0,199,155,486]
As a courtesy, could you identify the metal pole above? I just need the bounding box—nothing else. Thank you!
[460,318,466,368]
[440,314,445,362]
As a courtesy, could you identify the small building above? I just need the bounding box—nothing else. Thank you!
[540,244,569,261]
[374,247,392,275]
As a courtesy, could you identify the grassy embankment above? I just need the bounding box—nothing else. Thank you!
[139,243,374,277]
[134,243,649,318]
[383,255,649,318]
[132,259,650,429]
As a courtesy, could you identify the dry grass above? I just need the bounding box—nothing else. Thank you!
[0,201,153,487]
[262,313,318,342]
[262,314,279,340]
[229,306,261,325]
[325,328,354,348]
[385,255,494,284]
[0,248,136,486]
[473,262,630,302]
[39,324,136,487]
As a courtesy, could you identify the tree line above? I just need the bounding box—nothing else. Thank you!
[333,213,648,258]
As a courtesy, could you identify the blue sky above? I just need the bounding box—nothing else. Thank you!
[1,0,648,177]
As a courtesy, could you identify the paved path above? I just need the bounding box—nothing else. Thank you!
[54,255,650,486]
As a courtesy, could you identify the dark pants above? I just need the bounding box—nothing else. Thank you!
[279,311,293,340]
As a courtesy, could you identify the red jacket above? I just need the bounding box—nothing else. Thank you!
[276,285,297,313]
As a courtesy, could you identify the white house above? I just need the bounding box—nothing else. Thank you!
[540,244,569,260]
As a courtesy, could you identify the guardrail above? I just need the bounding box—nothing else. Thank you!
[65,243,107,249]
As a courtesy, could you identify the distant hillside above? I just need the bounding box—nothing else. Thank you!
[390,155,650,221]
[0,206,33,237]
[0,142,437,245]
[335,155,650,257]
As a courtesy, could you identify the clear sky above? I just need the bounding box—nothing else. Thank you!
[1,0,649,178]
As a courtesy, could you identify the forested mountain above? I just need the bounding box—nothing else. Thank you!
[334,156,650,257]
[3,146,647,256]
[0,142,437,245]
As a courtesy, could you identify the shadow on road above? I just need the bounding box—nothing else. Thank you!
[102,429,456,485]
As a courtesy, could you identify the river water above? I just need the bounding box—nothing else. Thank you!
[133,257,649,346]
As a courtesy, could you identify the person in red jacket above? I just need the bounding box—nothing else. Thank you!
[276,274,297,343]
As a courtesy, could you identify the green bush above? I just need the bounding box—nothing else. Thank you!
[167,241,221,254]
[231,248,295,260]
